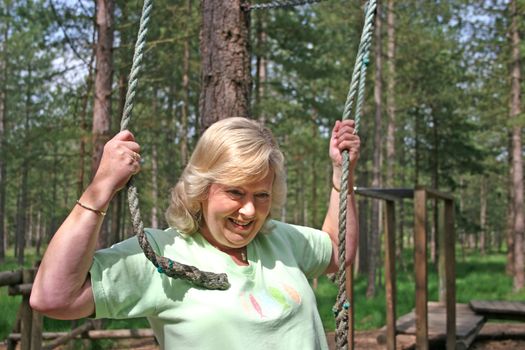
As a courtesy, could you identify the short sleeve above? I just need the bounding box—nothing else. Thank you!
[90,230,162,319]
[272,221,332,279]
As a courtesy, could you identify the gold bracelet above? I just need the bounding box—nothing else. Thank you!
[76,200,106,216]
[332,182,354,194]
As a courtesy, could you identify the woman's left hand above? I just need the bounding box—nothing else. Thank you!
[329,119,360,184]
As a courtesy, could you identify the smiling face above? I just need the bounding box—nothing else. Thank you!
[200,171,274,250]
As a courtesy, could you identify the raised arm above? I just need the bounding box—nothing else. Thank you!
[322,120,360,275]
[30,130,141,319]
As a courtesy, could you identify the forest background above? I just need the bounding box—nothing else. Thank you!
[0,0,524,329]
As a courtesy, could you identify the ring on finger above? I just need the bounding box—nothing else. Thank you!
[131,152,141,162]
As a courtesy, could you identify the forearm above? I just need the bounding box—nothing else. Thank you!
[31,182,113,311]
[322,171,359,273]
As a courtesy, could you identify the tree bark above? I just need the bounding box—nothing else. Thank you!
[92,0,115,249]
[479,176,487,255]
[367,0,382,299]
[385,0,395,187]
[509,0,524,291]
[431,112,439,264]
[180,0,192,164]
[506,139,515,274]
[255,10,268,125]
[0,10,9,263]
[77,21,96,199]
[199,0,251,132]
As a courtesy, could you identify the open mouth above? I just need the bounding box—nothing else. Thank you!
[228,218,254,229]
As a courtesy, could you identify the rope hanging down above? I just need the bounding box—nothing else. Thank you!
[334,1,376,350]
[121,0,230,290]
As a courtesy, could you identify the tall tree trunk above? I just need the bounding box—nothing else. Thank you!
[367,0,382,299]
[78,20,97,198]
[385,0,395,187]
[506,141,515,274]
[255,10,268,125]
[151,143,159,228]
[0,12,9,263]
[199,0,251,131]
[16,65,33,265]
[180,0,192,163]
[150,88,160,228]
[431,113,439,264]
[509,0,524,291]
[310,113,318,227]
[479,176,487,255]
[92,0,115,249]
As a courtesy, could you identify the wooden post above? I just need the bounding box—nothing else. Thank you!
[31,310,43,350]
[414,188,428,350]
[384,199,397,350]
[445,199,456,349]
[20,269,35,350]
[438,202,446,302]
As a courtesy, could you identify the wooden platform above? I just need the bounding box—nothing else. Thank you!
[470,300,525,322]
[378,302,486,349]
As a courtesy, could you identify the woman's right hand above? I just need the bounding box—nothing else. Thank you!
[91,130,142,196]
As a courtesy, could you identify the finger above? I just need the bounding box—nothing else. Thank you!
[131,162,141,175]
[337,139,361,152]
[113,130,135,142]
[130,151,141,162]
[331,120,341,138]
[121,140,141,153]
[339,119,356,128]
[336,124,356,138]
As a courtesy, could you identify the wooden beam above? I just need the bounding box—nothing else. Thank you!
[354,187,413,201]
[384,200,397,350]
[0,270,23,287]
[421,187,454,201]
[414,188,428,350]
[42,321,96,350]
[8,283,33,296]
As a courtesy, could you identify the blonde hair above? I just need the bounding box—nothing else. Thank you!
[165,117,287,234]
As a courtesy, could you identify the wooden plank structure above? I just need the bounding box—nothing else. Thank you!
[470,300,525,322]
[353,186,456,350]
[377,303,485,350]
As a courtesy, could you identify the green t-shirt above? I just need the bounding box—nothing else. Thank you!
[90,220,332,349]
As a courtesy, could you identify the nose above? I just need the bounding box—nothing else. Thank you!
[239,197,255,217]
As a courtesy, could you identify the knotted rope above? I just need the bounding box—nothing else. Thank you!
[334,1,376,349]
[120,0,230,290]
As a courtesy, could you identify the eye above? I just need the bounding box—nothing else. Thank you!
[226,189,244,199]
[255,192,271,201]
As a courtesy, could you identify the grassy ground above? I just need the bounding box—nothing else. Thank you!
[1,247,524,342]
[315,249,525,331]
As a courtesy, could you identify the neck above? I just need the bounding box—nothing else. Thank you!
[199,229,249,265]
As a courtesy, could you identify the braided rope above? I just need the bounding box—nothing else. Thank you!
[121,0,230,290]
[242,0,325,11]
[334,1,376,349]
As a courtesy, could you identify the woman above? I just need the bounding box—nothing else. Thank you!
[31,117,360,349]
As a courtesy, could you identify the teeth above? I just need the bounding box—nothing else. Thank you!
[231,219,251,226]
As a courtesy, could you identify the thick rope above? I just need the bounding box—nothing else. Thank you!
[121,0,230,290]
[334,1,376,349]
[242,0,325,11]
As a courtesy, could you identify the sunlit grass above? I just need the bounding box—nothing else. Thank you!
[314,248,525,331]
